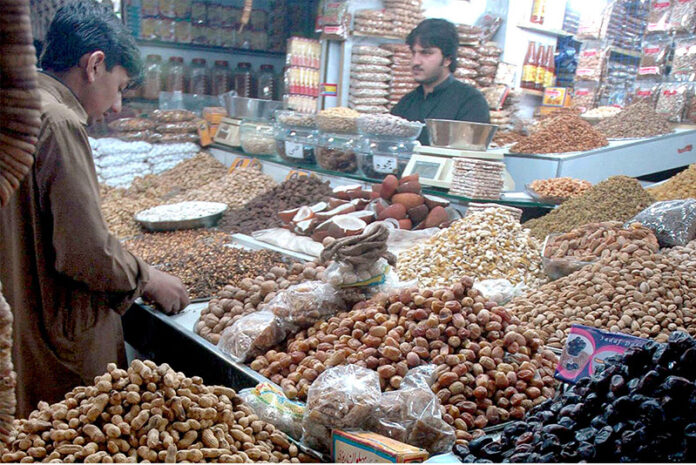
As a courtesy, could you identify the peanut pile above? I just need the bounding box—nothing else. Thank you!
[249,278,558,444]
[524,176,654,240]
[509,244,696,348]
[100,153,228,238]
[125,230,295,300]
[648,164,696,200]
[195,262,327,345]
[2,360,315,463]
[171,168,276,207]
[398,208,546,288]
[510,113,608,154]
[528,177,592,201]
[543,221,659,262]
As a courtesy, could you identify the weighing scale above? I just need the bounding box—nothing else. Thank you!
[213,117,243,148]
[403,145,515,191]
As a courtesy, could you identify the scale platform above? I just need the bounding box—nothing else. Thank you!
[404,146,512,190]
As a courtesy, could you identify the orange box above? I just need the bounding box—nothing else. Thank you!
[332,430,428,463]
[542,87,572,107]
[197,120,212,147]
[203,106,227,125]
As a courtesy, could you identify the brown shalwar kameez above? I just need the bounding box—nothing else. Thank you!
[0,72,150,417]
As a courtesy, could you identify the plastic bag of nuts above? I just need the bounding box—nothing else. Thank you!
[370,365,456,454]
[267,281,346,328]
[302,364,382,452]
[628,199,696,247]
[217,310,286,362]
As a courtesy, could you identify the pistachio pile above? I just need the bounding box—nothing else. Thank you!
[172,168,277,207]
[509,243,696,348]
[249,278,558,445]
[524,176,654,240]
[398,208,545,288]
[2,360,315,463]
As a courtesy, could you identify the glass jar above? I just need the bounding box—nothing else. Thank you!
[240,120,276,156]
[164,56,187,92]
[257,64,276,100]
[275,127,317,164]
[188,58,210,95]
[211,60,232,95]
[233,62,255,98]
[142,54,163,100]
[357,138,417,180]
[316,133,359,173]
[159,0,176,18]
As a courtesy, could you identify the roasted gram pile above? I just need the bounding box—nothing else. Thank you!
[2,360,314,463]
[509,113,609,154]
[595,101,673,139]
[456,331,696,462]
[508,242,696,348]
[125,230,295,299]
[398,208,546,288]
[195,261,327,345]
[523,176,654,240]
[219,176,333,234]
[249,278,559,444]
[100,153,228,238]
[648,164,696,200]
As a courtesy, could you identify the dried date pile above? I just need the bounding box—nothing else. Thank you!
[510,113,608,154]
[195,262,327,345]
[456,332,696,463]
[508,243,696,348]
[2,360,314,463]
[249,278,559,444]
[398,208,546,288]
[595,101,673,139]
[125,230,294,299]
[219,177,333,234]
[648,164,696,201]
[524,176,654,240]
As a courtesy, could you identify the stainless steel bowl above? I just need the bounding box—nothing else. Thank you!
[221,93,283,120]
[426,119,498,150]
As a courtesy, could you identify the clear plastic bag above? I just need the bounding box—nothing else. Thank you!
[656,82,691,122]
[647,0,672,32]
[572,81,600,112]
[671,36,696,81]
[217,310,286,362]
[671,0,696,32]
[541,233,597,280]
[576,40,607,82]
[267,281,345,328]
[369,365,455,455]
[632,80,661,107]
[302,365,382,452]
[628,199,696,247]
[238,383,305,440]
[473,279,526,305]
[638,35,672,79]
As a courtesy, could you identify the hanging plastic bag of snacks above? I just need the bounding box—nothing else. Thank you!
[671,36,696,81]
[575,40,607,82]
[632,80,661,107]
[647,0,673,32]
[573,81,600,113]
[656,82,692,122]
[671,0,696,32]
[638,34,672,80]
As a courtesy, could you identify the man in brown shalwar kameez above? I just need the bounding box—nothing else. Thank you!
[0,1,190,417]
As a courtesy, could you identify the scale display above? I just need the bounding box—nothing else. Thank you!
[213,117,242,147]
[412,160,443,180]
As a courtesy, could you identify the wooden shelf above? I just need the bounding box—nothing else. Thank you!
[517,23,572,38]
[136,39,286,59]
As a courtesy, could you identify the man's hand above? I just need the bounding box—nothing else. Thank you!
[142,267,190,315]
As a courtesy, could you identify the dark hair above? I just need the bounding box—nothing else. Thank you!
[406,19,458,73]
[40,1,143,84]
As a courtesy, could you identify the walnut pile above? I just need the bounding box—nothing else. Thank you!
[2,360,316,463]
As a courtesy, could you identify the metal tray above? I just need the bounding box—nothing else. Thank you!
[135,202,228,232]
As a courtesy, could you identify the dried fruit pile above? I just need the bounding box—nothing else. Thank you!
[508,243,696,348]
[524,176,654,240]
[249,278,558,444]
[528,177,592,201]
[195,262,327,345]
[171,167,277,207]
[510,113,608,154]
[125,230,295,300]
[595,101,673,139]
[398,208,546,288]
[648,164,696,201]
[455,332,696,462]
[2,360,314,463]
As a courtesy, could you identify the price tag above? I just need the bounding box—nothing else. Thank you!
[373,155,398,174]
[285,170,320,180]
[284,141,305,159]
[228,157,261,172]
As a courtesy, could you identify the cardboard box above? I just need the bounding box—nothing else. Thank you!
[332,430,429,463]
[203,106,227,125]
[542,87,572,107]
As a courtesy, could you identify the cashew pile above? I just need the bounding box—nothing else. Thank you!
[2,360,315,463]
[398,208,546,288]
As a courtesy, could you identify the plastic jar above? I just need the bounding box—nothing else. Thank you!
[257,64,276,100]
[142,54,163,100]
[316,133,359,173]
[211,60,232,95]
[357,138,417,180]
[275,127,317,164]
[233,62,255,98]
[159,0,176,18]
[164,56,187,93]
[240,120,276,156]
[188,58,210,95]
